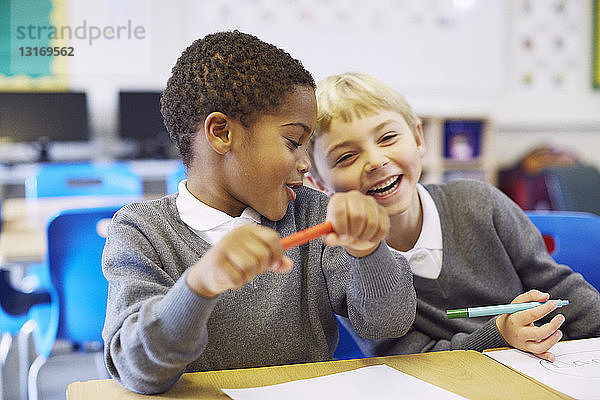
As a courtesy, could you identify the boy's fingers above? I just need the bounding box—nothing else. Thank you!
[516,300,559,326]
[359,203,384,243]
[251,227,284,264]
[364,196,388,241]
[321,232,340,247]
[375,206,390,241]
[512,289,550,304]
[327,196,348,237]
[271,256,293,273]
[219,260,248,289]
[547,313,566,331]
[534,351,556,363]
[523,314,565,341]
[359,201,378,241]
[225,249,257,282]
[229,233,273,270]
[526,329,562,356]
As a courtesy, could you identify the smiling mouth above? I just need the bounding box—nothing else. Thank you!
[367,176,402,197]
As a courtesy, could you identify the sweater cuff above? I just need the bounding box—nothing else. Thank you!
[465,317,509,352]
[157,270,217,341]
[347,241,410,298]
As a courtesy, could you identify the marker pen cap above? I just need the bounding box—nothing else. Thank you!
[446,309,468,319]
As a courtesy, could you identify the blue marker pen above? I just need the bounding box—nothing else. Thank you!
[446,300,569,319]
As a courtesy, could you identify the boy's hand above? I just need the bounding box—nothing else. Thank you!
[496,289,565,362]
[186,224,293,298]
[322,190,390,258]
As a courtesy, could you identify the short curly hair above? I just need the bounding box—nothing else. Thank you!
[161,30,315,166]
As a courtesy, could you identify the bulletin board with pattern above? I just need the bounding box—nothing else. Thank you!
[185,0,595,95]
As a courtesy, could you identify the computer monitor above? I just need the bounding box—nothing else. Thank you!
[0,92,89,162]
[118,91,177,159]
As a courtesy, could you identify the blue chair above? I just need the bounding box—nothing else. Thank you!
[333,315,366,360]
[25,162,143,198]
[19,206,119,400]
[1,266,52,400]
[527,211,600,290]
[166,161,186,194]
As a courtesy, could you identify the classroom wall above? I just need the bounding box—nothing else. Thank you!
[55,0,600,170]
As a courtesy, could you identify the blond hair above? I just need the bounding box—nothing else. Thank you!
[309,72,420,180]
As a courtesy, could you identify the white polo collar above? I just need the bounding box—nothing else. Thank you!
[392,183,443,279]
[176,180,261,233]
[413,183,443,251]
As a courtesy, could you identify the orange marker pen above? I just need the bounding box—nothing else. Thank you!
[280,221,334,250]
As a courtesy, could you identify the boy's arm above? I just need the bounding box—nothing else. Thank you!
[103,206,291,395]
[341,317,508,356]
[492,186,600,340]
[319,190,416,340]
[323,241,416,340]
[346,242,417,339]
[102,211,216,395]
[424,185,600,354]
[432,185,600,354]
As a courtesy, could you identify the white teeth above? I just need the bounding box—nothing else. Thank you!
[369,176,397,191]
[368,176,401,197]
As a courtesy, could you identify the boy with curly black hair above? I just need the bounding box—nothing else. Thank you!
[101,31,416,394]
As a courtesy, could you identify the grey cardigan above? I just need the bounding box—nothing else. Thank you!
[341,180,600,356]
[101,186,416,394]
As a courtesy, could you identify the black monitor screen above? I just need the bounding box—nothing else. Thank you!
[119,91,175,158]
[119,91,167,139]
[0,92,89,143]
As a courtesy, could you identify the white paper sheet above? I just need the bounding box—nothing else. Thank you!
[486,337,600,400]
[221,364,467,400]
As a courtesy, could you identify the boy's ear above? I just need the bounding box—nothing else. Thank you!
[415,123,426,158]
[204,112,232,155]
[305,173,333,197]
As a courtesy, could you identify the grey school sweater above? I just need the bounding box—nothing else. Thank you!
[342,180,600,356]
[101,186,416,394]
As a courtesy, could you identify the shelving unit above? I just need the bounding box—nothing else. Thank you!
[420,116,495,185]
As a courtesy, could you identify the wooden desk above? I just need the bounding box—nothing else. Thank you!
[67,350,573,400]
[0,196,154,263]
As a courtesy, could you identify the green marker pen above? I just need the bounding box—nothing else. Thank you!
[446,300,569,319]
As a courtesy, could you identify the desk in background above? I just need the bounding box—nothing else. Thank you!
[0,195,155,264]
[0,159,180,199]
[67,350,572,400]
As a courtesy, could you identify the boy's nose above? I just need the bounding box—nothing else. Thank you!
[365,152,388,172]
[297,152,311,174]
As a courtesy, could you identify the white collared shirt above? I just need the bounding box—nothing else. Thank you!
[391,184,443,279]
[175,180,261,245]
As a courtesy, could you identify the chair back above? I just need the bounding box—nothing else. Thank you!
[544,165,600,216]
[45,206,119,350]
[25,162,143,198]
[166,162,186,194]
[527,211,600,290]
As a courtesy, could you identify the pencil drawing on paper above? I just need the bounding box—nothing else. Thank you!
[540,350,600,378]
